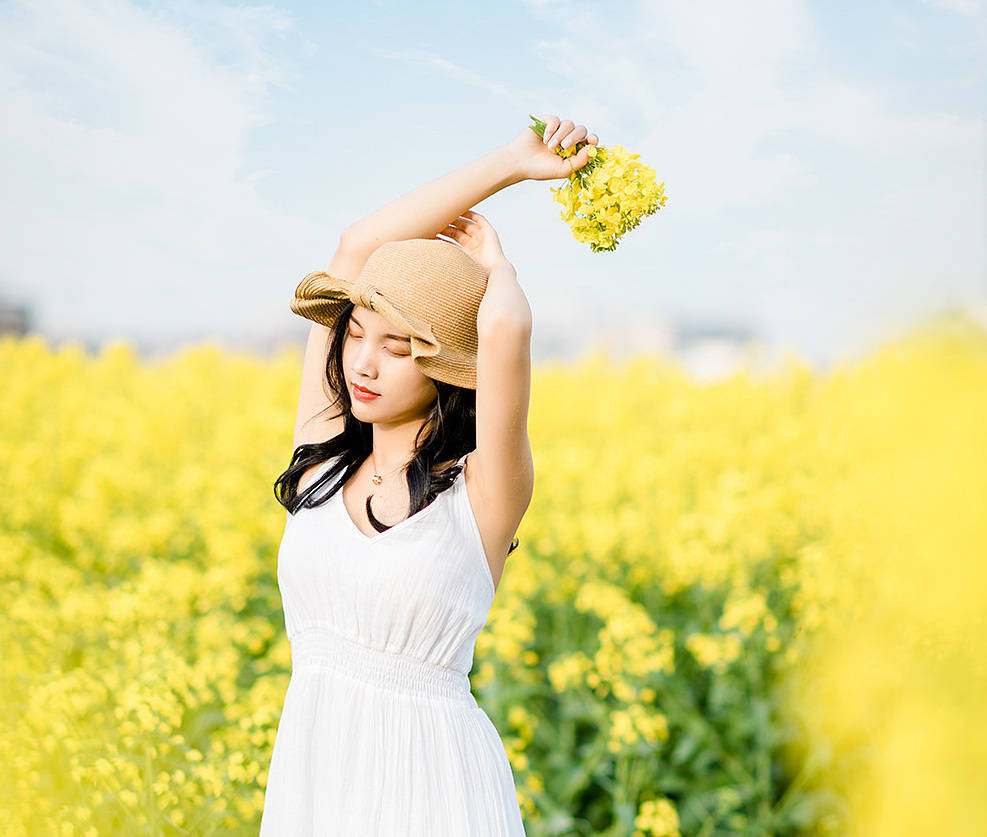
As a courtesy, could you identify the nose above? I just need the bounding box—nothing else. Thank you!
[351,342,377,381]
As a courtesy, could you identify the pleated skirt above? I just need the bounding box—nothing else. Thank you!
[258,626,527,836]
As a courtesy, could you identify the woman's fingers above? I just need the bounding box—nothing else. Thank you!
[560,125,588,150]
[447,216,476,234]
[443,214,485,241]
[537,115,597,151]
[546,119,574,149]
[569,144,593,172]
[539,114,560,143]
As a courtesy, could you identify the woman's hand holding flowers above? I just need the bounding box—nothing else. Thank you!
[516,114,667,252]
[505,114,599,182]
[498,111,666,251]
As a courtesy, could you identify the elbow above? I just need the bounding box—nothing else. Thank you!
[338,225,384,257]
[338,226,366,252]
[477,312,532,343]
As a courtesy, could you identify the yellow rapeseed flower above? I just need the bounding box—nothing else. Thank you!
[528,115,667,251]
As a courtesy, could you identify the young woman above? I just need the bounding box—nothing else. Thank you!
[259,114,599,836]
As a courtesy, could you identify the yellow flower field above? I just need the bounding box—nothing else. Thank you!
[1,312,984,836]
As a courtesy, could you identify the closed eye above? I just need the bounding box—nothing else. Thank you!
[348,330,409,356]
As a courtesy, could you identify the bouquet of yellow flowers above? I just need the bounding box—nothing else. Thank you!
[528,114,667,252]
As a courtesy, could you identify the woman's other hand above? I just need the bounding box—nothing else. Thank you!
[437,210,510,276]
[504,114,599,182]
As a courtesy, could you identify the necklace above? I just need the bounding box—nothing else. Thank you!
[369,456,409,487]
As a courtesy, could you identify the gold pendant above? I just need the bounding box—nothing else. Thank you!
[371,474,383,486]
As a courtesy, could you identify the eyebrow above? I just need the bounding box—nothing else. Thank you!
[349,313,412,342]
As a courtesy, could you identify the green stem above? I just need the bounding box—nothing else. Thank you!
[528,114,547,139]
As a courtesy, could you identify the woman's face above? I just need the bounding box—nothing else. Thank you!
[342,306,437,422]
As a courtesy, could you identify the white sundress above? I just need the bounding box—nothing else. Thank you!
[258,452,527,836]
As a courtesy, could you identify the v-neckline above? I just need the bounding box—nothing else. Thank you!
[335,455,466,545]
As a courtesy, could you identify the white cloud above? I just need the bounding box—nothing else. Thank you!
[920,0,985,14]
[641,0,820,83]
[0,0,292,197]
[367,47,526,106]
[0,0,319,340]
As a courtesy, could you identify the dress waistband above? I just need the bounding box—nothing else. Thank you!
[289,625,477,707]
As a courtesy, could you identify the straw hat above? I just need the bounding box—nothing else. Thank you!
[290,238,489,389]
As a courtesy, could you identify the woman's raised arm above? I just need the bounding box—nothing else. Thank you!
[341,115,598,253]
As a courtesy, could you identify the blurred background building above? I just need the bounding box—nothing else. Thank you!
[0,298,31,338]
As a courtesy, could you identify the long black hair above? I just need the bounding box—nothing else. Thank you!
[274,300,520,554]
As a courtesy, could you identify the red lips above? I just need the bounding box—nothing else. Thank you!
[352,383,380,400]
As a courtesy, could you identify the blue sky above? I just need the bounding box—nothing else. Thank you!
[1,0,984,368]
